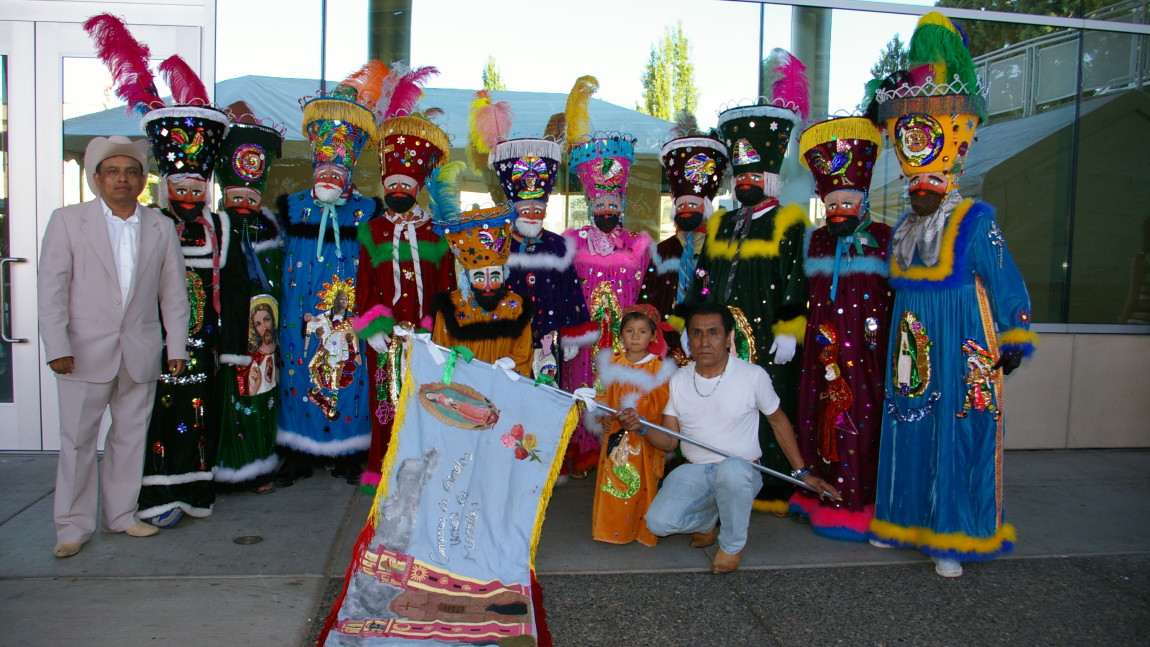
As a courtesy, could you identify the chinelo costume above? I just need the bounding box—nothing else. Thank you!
[868,13,1037,576]
[275,64,384,482]
[134,57,248,525]
[213,102,285,491]
[431,203,534,377]
[641,131,729,360]
[354,66,456,490]
[589,304,677,546]
[470,88,593,383]
[562,77,653,476]
[689,49,811,512]
[789,114,893,540]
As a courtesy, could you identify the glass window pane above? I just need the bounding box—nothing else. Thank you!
[0,55,12,402]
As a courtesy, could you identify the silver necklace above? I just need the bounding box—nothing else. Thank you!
[692,365,727,398]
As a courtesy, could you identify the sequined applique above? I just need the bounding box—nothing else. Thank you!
[186,270,206,335]
[601,431,641,499]
[988,222,1005,268]
[957,338,1000,419]
[885,391,941,422]
[892,311,932,398]
[864,316,880,351]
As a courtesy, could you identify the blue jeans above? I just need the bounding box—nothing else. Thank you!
[645,457,763,554]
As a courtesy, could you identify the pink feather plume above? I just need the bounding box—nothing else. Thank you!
[385,66,439,119]
[765,48,810,121]
[158,55,211,106]
[469,90,513,154]
[83,13,163,115]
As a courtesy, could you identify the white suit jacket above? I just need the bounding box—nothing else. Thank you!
[38,199,190,383]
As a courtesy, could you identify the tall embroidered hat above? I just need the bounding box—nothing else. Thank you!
[717,48,810,196]
[84,14,230,180]
[869,12,987,180]
[375,65,447,187]
[798,116,882,200]
[494,138,562,205]
[466,88,564,207]
[432,203,516,270]
[660,135,729,204]
[300,61,391,171]
[216,101,284,195]
[569,135,635,206]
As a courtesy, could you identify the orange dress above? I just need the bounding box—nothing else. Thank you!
[590,350,677,545]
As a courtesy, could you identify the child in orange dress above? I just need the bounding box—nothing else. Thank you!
[590,304,678,545]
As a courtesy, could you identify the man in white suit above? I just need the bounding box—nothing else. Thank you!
[38,136,190,558]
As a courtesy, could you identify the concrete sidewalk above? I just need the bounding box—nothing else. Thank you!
[1,450,1148,646]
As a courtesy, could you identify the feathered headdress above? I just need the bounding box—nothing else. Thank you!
[761,48,810,122]
[83,13,163,116]
[158,55,211,106]
[564,76,598,149]
[425,160,465,224]
[340,60,392,113]
[384,66,439,120]
[467,90,513,172]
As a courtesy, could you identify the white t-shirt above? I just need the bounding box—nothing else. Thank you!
[663,356,781,465]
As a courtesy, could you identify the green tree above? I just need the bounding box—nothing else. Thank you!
[935,0,1115,58]
[481,56,506,91]
[870,34,910,80]
[639,21,698,120]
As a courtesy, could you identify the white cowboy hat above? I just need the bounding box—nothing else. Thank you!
[84,135,150,196]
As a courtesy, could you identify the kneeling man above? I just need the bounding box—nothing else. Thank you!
[619,303,838,573]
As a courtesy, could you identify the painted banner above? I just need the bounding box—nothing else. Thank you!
[320,339,578,647]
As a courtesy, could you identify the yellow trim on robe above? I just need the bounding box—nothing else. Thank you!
[870,518,1017,555]
[752,498,791,515]
[889,198,975,281]
[999,328,1039,347]
[705,203,809,260]
[772,315,808,342]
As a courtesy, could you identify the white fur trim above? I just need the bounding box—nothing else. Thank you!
[219,353,252,366]
[594,349,679,391]
[249,207,282,253]
[649,244,681,275]
[141,105,230,131]
[136,501,214,520]
[660,136,729,158]
[619,392,642,411]
[582,406,608,438]
[183,210,232,269]
[493,138,562,164]
[506,234,577,271]
[276,427,371,456]
[562,327,601,349]
[717,104,799,127]
[141,468,216,487]
[213,454,279,483]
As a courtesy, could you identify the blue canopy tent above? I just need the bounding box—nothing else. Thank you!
[63,75,679,232]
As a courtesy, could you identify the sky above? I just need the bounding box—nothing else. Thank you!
[213,0,940,128]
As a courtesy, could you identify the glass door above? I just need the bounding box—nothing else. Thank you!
[0,21,40,449]
[0,19,202,450]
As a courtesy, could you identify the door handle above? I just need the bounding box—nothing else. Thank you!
[0,257,29,343]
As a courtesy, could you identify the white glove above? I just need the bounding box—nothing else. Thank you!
[769,334,797,364]
[562,344,579,362]
[572,387,598,412]
[367,332,391,354]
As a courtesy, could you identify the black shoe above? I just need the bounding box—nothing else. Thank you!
[331,459,363,485]
[273,460,313,487]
